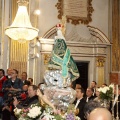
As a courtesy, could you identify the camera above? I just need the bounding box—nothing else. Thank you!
[3,90,27,106]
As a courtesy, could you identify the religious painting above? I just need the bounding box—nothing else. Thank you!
[56,0,94,25]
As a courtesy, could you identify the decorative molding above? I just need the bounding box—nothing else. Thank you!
[87,26,111,44]
[96,57,105,67]
[43,53,51,64]
[43,25,111,45]
[41,25,111,57]
[39,38,109,57]
[97,48,106,54]
[43,26,56,39]
[55,0,94,25]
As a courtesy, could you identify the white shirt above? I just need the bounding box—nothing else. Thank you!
[75,98,82,109]
[86,97,89,102]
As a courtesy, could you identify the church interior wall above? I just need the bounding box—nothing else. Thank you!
[0,0,112,85]
[31,0,109,38]
[29,0,110,85]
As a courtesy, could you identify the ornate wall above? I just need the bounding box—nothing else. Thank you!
[110,0,120,84]
[0,0,115,86]
[40,26,111,86]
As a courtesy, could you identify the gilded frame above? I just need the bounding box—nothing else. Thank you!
[56,0,94,25]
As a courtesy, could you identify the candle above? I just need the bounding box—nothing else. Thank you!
[116,85,118,97]
[113,84,114,97]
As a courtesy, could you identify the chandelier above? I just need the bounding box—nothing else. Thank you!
[5,0,39,42]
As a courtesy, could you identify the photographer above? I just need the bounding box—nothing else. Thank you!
[13,85,56,114]
[2,85,28,120]
[2,69,23,120]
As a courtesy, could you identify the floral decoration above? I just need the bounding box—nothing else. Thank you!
[98,84,114,101]
[40,104,80,120]
[14,104,81,120]
[14,103,42,120]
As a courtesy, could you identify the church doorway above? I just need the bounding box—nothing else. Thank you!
[76,62,89,91]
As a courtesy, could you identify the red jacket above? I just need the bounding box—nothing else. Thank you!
[0,76,7,96]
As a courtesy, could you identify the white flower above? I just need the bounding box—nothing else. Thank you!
[101,86,109,93]
[40,111,55,120]
[109,84,114,89]
[27,106,41,118]
[14,108,22,115]
[98,87,102,92]
[98,87,109,94]
[75,116,81,120]
[41,115,54,120]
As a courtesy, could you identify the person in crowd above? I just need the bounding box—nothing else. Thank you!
[88,108,112,120]
[13,85,38,109]
[13,85,56,112]
[84,100,102,120]
[38,82,46,94]
[84,87,95,102]
[21,85,29,100]
[6,68,12,79]
[111,85,120,119]
[101,83,107,88]
[2,69,23,101]
[90,81,97,97]
[38,82,44,88]
[0,69,7,118]
[94,87,100,102]
[75,83,82,89]
[37,87,56,112]
[38,82,47,106]
[70,80,76,89]
[28,78,33,85]
[2,69,23,120]
[21,72,30,86]
[22,84,28,92]
[2,85,28,120]
[0,69,7,105]
[74,87,86,120]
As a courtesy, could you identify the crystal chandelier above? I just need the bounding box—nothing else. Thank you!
[5,0,39,42]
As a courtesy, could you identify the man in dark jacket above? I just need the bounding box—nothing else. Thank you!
[5,68,12,79]
[2,69,23,101]
[74,87,86,120]
[21,72,30,86]
[2,69,23,120]
[13,85,38,109]
[84,87,95,102]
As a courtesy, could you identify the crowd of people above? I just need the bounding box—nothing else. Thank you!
[0,68,120,120]
[0,68,56,120]
[72,81,120,120]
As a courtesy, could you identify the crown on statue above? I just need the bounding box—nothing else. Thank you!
[56,23,63,29]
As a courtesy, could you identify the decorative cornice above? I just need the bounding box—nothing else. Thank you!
[42,25,111,45]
